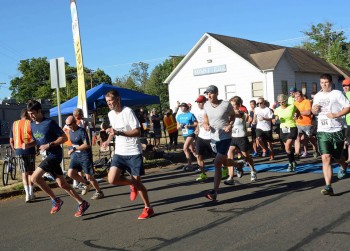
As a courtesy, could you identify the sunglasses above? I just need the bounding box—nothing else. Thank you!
[278,101,286,104]
[343,85,350,87]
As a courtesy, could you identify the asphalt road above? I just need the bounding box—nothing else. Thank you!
[1,155,350,251]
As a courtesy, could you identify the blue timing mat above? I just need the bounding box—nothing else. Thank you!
[205,162,349,174]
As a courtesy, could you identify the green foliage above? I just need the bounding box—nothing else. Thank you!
[301,22,349,69]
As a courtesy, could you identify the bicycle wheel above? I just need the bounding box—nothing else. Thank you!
[2,161,9,186]
[11,158,17,180]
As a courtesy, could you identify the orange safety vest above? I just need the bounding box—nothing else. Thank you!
[163,115,177,134]
[63,126,73,146]
[12,119,33,149]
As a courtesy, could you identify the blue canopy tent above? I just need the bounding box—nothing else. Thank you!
[50,83,160,117]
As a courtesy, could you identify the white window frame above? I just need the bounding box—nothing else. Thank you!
[252,82,264,98]
[225,84,236,100]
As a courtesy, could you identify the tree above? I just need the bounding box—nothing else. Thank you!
[89,68,112,86]
[129,62,149,91]
[301,22,349,69]
[9,57,51,103]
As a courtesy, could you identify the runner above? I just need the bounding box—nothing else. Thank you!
[202,85,242,201]
[103,90,154,219]
[66,115,104,200]
[312,74,350,195]
[176,103,198,171]
[293,91,318,158]
[253,97,275,160]
[274,94,298,171]
[9,108,36,202]
[225,96,257,185]
[343,78,350,164]
[193,95,213,182]
[23,100,90,217]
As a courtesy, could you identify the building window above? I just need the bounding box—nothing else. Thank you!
[252,82,264,97]
[312,82,317,93]
[225,85,236,100]
[301,82,307,96]
[281,80,288,95]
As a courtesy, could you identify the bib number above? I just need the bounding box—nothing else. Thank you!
[232,128,239,137]
[182,128,188,135]
[281,127,290,133]
[210,140,217,153]
[319,119,331,129]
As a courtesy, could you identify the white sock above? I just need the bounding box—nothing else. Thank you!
[24,185,29,196]
[29,186,34,195]
[73,180,78,186]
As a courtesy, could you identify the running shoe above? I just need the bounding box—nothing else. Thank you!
[91,191,104,200]
[337,167,347,179]
[138,207,155,220]
[51,198,64,214]
[313,151,319,159]
[237,153,242,159]
[130,185,138,201]
[321,186,334,196]
[194,168,202,174]
[250,171,257,181]
[262,152,267,157]
[301,152,308,158]
[25,194,30,203]
[205,189,217,201]
[183,165,194,172]
[236,168,244,178]
[269,153,274,161]
[29,194,36,202]
[292,162,297,172]
[196,173,208,182]
[224,178,235,186]
[81,182,93,195]
[252,152,259,158]
[287,163,293,172]
[221,167,229,179]
[74,200,90,217]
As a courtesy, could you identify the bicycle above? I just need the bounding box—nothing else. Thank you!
[1,145,17,186]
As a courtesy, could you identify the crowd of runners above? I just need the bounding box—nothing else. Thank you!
[8,73,350,219]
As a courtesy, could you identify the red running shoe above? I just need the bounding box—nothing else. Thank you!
[138,207,154,220]
[74,200,90,217]
[130,185,138,201]
[50,198,64,214]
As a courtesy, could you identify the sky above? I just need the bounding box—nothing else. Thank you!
[0,0,349,100]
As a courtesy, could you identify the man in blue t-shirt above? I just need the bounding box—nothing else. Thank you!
[23,100,89,217]
[176,102,198,171]
[66,115,104,200]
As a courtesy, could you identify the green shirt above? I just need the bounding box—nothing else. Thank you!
[346,92,350,125]
[274,104,296,128]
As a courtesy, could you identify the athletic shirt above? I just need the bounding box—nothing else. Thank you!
[69,127,92,158]
[313,90,350,133]
[176,111,196,137]
[194,108,211,140]
[31,118,64,159]
[346,91,350,126]
[204,100,233,141]
[294,99,312,126]
[108,106,142,155]
[254,106,273,131]
[274,105,297,128]
[232,113,247,138]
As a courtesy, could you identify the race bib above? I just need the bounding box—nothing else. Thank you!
[182,128,188,135]
[281,127,290,133]
[40,150,47,160]
[232,128,239,137]
[210,139,217,153]
[318,118,331,129]
[72,144,81,153]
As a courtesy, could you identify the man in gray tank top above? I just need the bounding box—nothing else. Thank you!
[202,85,243,201]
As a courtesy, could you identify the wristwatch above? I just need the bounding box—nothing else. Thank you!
[72,147,77,152]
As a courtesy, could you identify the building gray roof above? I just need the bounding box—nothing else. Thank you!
[208,33,350,76]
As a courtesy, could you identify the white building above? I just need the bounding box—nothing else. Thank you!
[165,33,350,109]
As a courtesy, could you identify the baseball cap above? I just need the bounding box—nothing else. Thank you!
[289,87,297,92]
[195,95,206,103]
[204,85,218,94]
[179,102,189,108]
[342,78,350,86]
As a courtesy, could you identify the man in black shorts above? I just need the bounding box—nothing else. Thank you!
[23,101,90,217]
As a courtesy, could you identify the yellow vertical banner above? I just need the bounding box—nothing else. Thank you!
[70,0,88,117]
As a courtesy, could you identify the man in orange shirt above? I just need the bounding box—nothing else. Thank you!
[9,108,36,202]
[294,91,318,158]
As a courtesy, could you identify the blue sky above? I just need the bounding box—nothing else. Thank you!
[1,0,349,99]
